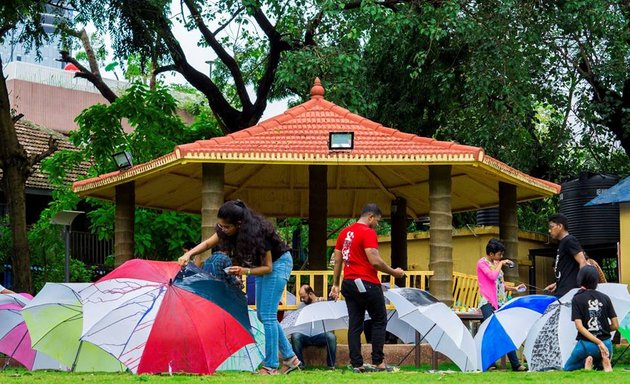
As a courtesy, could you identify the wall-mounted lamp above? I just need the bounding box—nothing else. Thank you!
[329,132,354,150]
[112,151,133,170]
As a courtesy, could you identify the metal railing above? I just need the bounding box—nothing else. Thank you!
[240,270,485,310]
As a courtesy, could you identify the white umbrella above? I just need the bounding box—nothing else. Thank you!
[523,283,630,371]
[281,300,349,336]
[384,288,477,372]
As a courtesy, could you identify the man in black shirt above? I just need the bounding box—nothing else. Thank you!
[563,266,618,371]
[544,213,587,297]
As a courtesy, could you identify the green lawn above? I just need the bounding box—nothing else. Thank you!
[1,366,628,384]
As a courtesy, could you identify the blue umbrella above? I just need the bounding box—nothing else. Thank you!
[474,295,556,371]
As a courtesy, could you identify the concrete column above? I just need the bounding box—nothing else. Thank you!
[391,196,408,287]
[428,165,453,306]
[115,182,135,266]
[499,182,519,282]
[201,164,225,258]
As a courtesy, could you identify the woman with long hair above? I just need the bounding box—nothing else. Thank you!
[178,200,300,375]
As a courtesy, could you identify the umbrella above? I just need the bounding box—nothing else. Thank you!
[216,309,265,372]
[524,283,630,371]
[281,300,349,337]
[474,295,556,371]
[21,283,124,372]
[384,287,477,372]
[79,259,254,374]
[0,293,62,371]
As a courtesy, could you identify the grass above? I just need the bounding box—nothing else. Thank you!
[1,365,629,384]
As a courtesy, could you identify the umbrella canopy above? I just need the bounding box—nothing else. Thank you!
[0,294,62,371]
[524,283,630,371]
[72,80,559,218]
[80,259,254,374]
[216,309,265,372]
[21,283,124,372]
[474,295,556,371]
[384,288,477,372]
[281,301,349,336]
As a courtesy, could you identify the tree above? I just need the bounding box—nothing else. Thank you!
[0,1,73,292]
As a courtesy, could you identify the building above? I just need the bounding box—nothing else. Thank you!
[0,4,73,69]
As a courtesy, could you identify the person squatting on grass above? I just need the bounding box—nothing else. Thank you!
[564,265,618,372]
[178,200,300,375]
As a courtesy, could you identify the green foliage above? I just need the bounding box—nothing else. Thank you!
[42,83,216,262]
[0,216,11,266]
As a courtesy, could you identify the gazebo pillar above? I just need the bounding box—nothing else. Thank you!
[115,182,135,266]
[201,164,224,258]
[428,165,453,306]
[499,182,519,282]
[391,197,408,286]
[308,165,328,271]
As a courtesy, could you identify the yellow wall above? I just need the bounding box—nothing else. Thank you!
[621,204,630,285]
[375,226,548,285]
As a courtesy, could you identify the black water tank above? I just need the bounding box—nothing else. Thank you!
[476,208,500,226]
[559,173,620,246]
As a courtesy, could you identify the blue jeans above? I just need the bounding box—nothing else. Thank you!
[564,338,613,371]
[480,303,522,370]
[255,252,295,369]
[291,332,337,368]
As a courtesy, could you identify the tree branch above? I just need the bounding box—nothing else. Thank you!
[28,135,58,169]
[11,113,24,123]
[213,6,245,35]
[59,51,118,104]
[183,0,252,109]
[154,64,178,75]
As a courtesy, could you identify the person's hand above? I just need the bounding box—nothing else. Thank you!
[227,266,250,275]
[598,342,609,359]
[544,282,557,293]
[329,285,340,301]
[515,283,527,293]
[393,267,405,279]
[178,253,191,266]
[502,259,513,267]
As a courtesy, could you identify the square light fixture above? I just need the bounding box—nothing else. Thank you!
[112,151,133,170]
[329,132,354,150]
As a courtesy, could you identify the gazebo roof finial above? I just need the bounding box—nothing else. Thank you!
[310,77,325,99]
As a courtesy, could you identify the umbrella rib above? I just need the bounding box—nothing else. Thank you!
[2,328,28,369]
[30,311,83,347]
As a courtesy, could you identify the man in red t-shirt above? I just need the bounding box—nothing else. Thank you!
[330,203,405,372]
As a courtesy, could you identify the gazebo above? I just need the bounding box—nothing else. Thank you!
[73,78,560,304]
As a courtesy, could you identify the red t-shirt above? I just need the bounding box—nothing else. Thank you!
[335,222,380,284]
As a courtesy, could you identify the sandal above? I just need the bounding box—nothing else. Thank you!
[280,356,301,374]
[374,364,400,372]
[513,365,527,372]
[258,367,278,375]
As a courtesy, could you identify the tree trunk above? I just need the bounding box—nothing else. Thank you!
[428,165,453,306]
[0,61,32,292]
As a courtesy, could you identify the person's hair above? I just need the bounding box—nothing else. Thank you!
[360,203,382,217]
[486,238,506,255]
[301,284,314,295]
[577,265,599,290]
[548,213,569,231]
[216,200,283,266]
[183,241,196,251]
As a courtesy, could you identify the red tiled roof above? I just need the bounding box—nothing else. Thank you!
[175,78,483,161]
[73,78,560,202]
[1,121,90,191]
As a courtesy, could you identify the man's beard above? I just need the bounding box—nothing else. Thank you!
[304,296,313,305]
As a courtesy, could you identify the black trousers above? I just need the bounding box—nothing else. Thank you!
[341,279,387,367]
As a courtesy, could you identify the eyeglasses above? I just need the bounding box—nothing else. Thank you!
[217,223,236,231]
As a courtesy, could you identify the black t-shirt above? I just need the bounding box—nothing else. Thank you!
[571,289,617,341]
[554,234,583,297]
[264,235,291,263]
